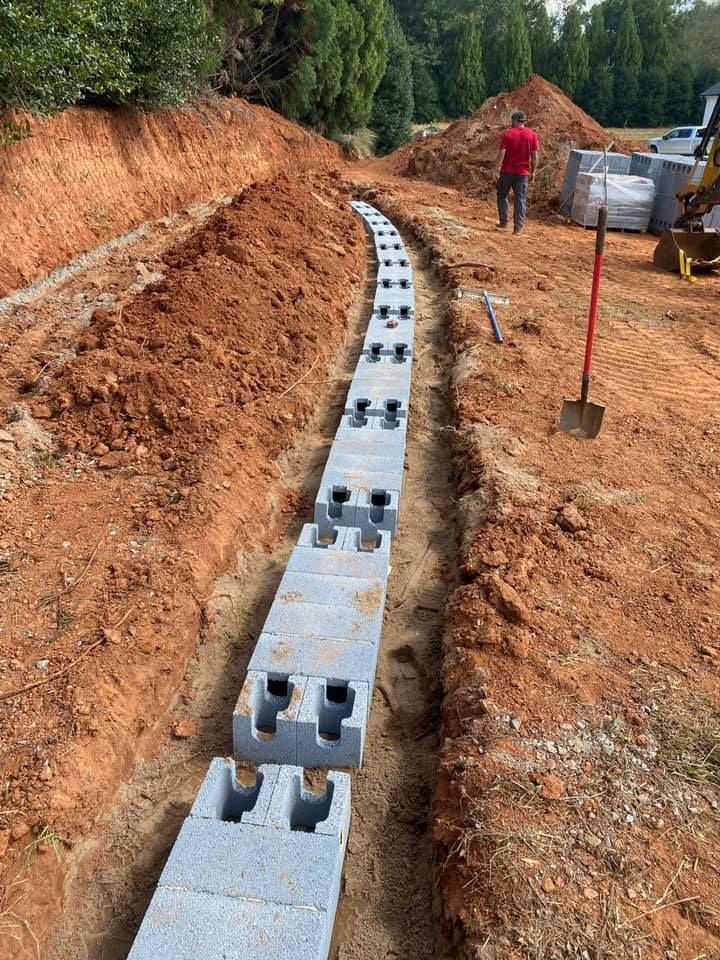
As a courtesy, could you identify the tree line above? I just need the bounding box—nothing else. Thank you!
[400,0,719,127]
[1,0,718,156]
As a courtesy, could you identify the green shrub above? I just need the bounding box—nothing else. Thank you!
[0,0,216,113]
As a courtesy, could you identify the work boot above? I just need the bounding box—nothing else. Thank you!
[513,225,524,235]
[496,221,508,230]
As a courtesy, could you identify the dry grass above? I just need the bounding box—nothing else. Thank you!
[0,877,39,960]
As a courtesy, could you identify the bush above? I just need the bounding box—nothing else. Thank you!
[0,0,216,113]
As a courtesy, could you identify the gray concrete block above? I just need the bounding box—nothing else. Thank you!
[348,379,410,416]
[355,488,400,537]
[364,317,415,346]
[158,817,345,911]
[377,266,413,286]
[233,671,306,766]
[313,484,358,533]
[320,459,404,500]
[296,523,346,549]
[287,527,390,580]
[249,632,379,686]
[274,571,387,616]
[263,594,384,645]
[330,431,406,459]
[190,758,279,827]
[266,766,351,841]
[376,240,406,255]
[297,678,369,769]
[379,254,410,268]
[127,887,331,960]
[362,341,412,362]
[343,394,408,423]
[374,287,415,313]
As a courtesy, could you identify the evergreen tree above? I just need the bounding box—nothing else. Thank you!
[411,51,441,122]
[639,64,667,125]
[556,2,589,102]
[665,60,694,123]
[578,4,612,123]
[446,19,485,117]
[371,6,413,155]
[635,0,671,71]
[483,0,532,96]
[612,0,642,124]
[523,0,555,81]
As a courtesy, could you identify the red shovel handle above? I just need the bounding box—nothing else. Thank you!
[581,205,608,403]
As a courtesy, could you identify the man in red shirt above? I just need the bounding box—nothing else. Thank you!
[493,110,540,235]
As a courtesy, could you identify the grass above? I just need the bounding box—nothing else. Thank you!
[655,698,720,788]
[0,878,39,960]
[336,128,377,158]
[605,127,668,142]
[23,825,62,869]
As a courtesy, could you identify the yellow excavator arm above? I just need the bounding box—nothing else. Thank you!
[654,96,720,280]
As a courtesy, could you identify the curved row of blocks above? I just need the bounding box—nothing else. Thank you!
[127,202,414,959]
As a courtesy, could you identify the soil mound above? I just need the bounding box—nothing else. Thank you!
[43,173,363,482]
[394,75,633,201]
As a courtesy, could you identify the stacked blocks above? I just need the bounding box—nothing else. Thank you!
[127,201,412,960]
[128,760,350,960]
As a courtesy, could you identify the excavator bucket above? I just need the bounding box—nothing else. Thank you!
[654,229,720,278]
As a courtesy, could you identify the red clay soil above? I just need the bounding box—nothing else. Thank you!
[0,96,340,298]
[379,75,636,203]
[0,172,364,956]
[351,170,720,959]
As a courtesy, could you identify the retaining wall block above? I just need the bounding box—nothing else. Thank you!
[249,632,380,687]
[233,671,307,765]
[127,887,331,960]
[314,483,401,539]
[288,524,390,579]
[262,589,385,645]
[377,264,414,285]
[190,757,279,826]
[362,340,412,362]
[296,678,369,768]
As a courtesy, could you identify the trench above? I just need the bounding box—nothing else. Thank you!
[48,226,456,960]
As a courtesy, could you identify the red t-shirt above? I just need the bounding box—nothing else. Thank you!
[500,127,540,176]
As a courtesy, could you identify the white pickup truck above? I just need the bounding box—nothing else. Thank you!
[648,126,706,156]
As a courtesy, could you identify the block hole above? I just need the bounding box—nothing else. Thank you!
[369,489,391,523]
[379,306,389,318]
[400,306,410,318]
[399,279,410,289]
[383,259,392,267]
[318,683,356,743]
[283,772,335,832]
[382,279,391,289]
[400,259,409,267]
[351,398,370,427]
[329,486,351,520]
[215,765,265,823]
[251,675,293,739]
[306,525,339,548]
[393,243,402,250]
[384,399,402,420]
[392,343,408,363]
[379,243,388,251]
[369,342,383,359]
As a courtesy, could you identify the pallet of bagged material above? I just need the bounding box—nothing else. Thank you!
[559,149,632,216]
[571,172,655,231]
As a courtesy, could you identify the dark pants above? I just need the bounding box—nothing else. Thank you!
[497,172,529,229]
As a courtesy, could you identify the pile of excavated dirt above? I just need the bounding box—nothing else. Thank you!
[0,97,341,298]
[43,172,360,488]
[387,75,634,202]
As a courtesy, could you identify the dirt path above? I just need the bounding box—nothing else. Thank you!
[46,229,454,960]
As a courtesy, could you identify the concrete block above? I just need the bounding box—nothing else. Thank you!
[376,240,406,255]
[249,632,379,686]
[373,287,415,314]
[266,766,351,841]
[355,488,400,537]
[190,758,279,827]
[158,817,345,910]
[263,593,384,645]
[287,527,390,580]
[362,340,412,362]
[313,484,358,532]
[296,523,347,549]
[377,265,413,285]
[233,671,306,766]
[297,678,369,769]
[348,377,410,415]
[330,430,406,458]
[343,395,408,422]
[340,526,392,555]
[127,887,331,960]
[274,571,387,616]
[320,456,404,499]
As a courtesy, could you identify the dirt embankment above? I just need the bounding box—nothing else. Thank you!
[0,97,341,298]
[352,172,720,959]
[374,75,636,204]
[0,173,364,955]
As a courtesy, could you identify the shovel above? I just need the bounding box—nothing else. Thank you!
[560,205,608,439]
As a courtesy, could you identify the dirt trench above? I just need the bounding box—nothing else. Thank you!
[47,229,456,959]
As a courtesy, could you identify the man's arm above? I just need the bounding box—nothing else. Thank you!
[494,147,506,181]
[530,149,539,180]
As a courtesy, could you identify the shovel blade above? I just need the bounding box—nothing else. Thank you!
[560,398,605,439]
